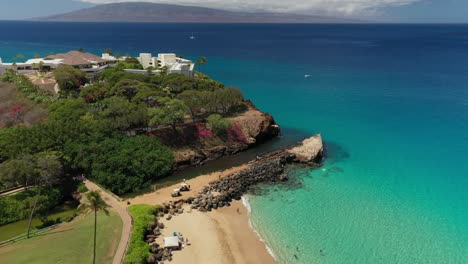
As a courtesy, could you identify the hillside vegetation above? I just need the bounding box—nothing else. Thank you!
[0,59,248,198]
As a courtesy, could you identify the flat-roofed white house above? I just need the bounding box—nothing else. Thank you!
[124,52,194,78]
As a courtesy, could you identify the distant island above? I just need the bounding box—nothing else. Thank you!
[31,2,363,23]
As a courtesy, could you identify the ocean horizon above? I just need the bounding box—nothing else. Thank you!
[1,21,467,263]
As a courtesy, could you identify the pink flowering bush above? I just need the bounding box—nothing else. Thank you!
[195,123,213,141]
[227,123,247,144]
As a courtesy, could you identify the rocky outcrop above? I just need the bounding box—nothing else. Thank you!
[287,134,324,164]
[174,106,280,168]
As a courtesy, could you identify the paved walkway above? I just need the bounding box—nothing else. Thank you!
[84,180,132,264]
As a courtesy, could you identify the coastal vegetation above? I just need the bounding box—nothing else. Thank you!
[125,204,161,264]
[0,55,255,240]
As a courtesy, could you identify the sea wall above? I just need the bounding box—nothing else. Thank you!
[176,134,323,212]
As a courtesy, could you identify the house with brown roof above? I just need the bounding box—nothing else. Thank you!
[0,50,116,76]
[46,51,116,75]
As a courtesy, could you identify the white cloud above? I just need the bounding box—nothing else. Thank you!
[79,0,421,16]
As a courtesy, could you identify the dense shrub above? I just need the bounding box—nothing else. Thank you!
[125,204,161,264]
[77,183,88,193]
[90,136,174,195]
[53,66,88,97]
[0,187,63,225]
[207,114,231,136]
[195,123,213,141]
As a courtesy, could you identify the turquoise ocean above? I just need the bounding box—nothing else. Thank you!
[1,22,467,263]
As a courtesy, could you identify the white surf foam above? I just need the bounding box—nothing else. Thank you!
[241,195,277,261]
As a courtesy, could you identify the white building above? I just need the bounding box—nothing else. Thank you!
[138,53,153,69]
[132,52,194,78]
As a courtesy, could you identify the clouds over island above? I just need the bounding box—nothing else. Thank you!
[78,0,421,16]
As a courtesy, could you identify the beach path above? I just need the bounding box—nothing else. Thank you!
[84,180,132,264]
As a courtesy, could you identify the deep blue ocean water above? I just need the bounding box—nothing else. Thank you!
[1,22,468,263]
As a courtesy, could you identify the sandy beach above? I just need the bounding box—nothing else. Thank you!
[129,164,276,264]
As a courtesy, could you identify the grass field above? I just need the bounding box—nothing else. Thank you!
[0,204,77,241]
[0,210,122,264]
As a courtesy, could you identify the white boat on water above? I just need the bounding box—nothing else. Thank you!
[190,32,195,40]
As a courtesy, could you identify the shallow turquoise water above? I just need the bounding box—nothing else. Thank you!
[1,22,468,263]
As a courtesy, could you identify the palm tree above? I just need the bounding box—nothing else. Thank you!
[78,190,109,264]
[13,54,25,63]
[196,57,207,72]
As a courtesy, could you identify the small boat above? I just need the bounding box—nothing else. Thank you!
[304,74,311,78]
[190,32,195,40]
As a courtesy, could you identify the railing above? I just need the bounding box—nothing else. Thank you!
[0,223,61,247]
[0,185,24,195]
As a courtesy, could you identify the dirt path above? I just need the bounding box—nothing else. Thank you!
[84,180,132,264]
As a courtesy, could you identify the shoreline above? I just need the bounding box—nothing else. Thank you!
[129,135,323,264]
[241,195,278,262]
[129,165,276,264]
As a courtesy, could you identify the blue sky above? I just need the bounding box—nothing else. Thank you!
[0,0,467,22]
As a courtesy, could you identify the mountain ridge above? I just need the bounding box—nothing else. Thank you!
[31,2,363,23]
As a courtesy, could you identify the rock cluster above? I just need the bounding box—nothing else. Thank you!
[187,156,292,212]
[145,200,186,263]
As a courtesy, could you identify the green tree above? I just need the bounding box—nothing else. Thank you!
[109,79,140,100]
[196,57,207,72]
[132,90,166,108]
[96,97,148,132]
[177,90,203,119]
[207,114,231,135]
[34,53,41,58]
[78,191,109,264]
[13,54,25,63]
[216,88,244,115]
[148,97,189,132]
[38,61,45,73]
[80,84,109,103]
[26,152,63,238]
[103,48,113,55]
[49,98,88,123]
[53,66,88,96]
[90,136,174,194]
[0,154,36,190]
[159,66,168,77]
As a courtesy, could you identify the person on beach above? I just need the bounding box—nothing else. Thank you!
[237,208,240,214]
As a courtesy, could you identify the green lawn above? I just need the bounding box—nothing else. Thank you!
[0,204,77,241]
[0,211,122,264]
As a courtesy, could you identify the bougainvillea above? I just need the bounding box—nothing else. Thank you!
[195,123,213,141]
[227,123,247,144]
